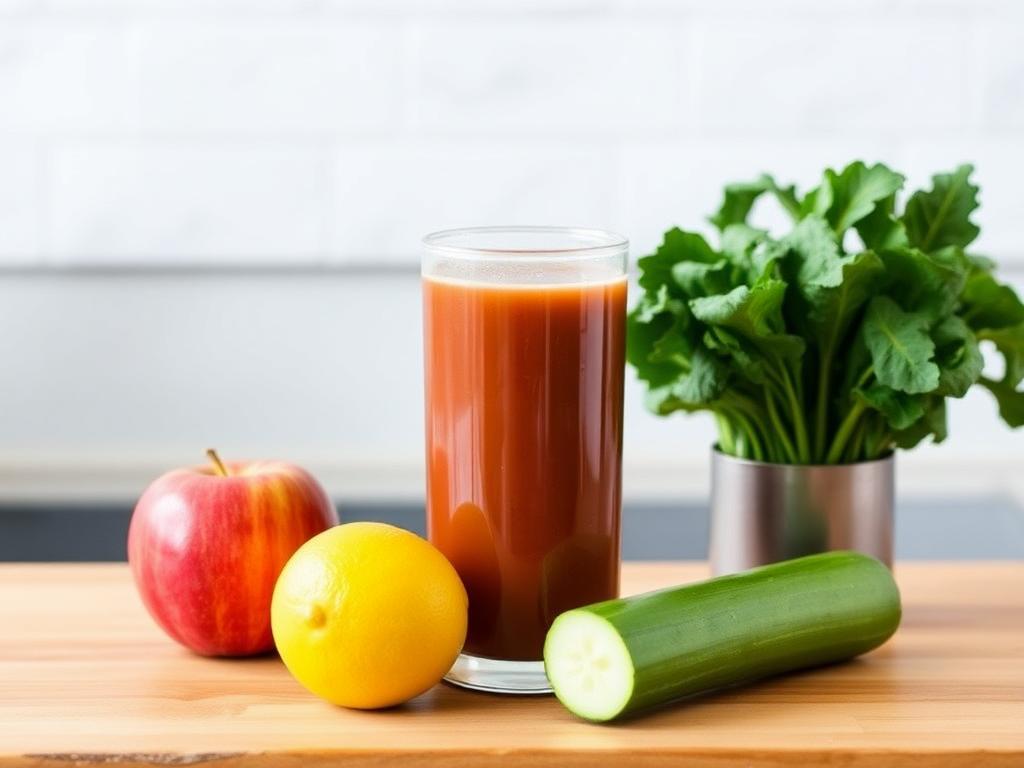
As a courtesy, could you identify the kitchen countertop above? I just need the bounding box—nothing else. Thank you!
[0,562,1022,767]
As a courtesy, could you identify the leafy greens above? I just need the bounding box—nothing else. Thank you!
[628,161,1024,464]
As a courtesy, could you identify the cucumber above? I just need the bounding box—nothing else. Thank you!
[543,551,901,722]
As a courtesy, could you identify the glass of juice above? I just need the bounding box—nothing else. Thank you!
[422,226,628,694]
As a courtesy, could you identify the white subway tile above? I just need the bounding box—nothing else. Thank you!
[11,0,616,16]
[692,16,970,135]
[892,0,1024,13]
[45,0,323,10]
[0,143,41,262]
[329,140,619,262]
[620,0,898,11]
[409,19,687,136]
[0,0,37,15]
[0,22,140,135]
[46,142,329,264]
[974,20,1024,130]
[333,0,618,12]
[139,21,401,137]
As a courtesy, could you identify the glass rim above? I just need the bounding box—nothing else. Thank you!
[422,225,628,262]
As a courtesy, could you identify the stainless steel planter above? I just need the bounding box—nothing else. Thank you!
[709,449,894,575]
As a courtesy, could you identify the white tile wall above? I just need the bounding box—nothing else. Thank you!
[692,17,972,135]
[47,142,329,263]
[0,1,1018,266]
[0,22,141,135]
[974,20,1024,131]
[408,19,687,136]
[330,139,618,261]
[0,0,1022,495]
[0,143,41,260]
[138,21,402,137]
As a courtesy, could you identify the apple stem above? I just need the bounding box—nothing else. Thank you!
[206,448,230,477]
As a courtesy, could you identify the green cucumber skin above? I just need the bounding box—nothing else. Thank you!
[576,551,900,720]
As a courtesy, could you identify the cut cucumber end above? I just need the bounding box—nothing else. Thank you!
[543,609,634,722]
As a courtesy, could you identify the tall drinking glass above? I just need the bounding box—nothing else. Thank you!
[422,226,628,694]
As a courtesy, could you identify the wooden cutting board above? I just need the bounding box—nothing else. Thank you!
[0,562,1021,767]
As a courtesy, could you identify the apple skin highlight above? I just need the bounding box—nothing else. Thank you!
[127,458,338,656]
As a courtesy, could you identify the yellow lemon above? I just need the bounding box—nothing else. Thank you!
[271,522,467,709]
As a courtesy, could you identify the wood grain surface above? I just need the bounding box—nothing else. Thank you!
[0,562,1022,767]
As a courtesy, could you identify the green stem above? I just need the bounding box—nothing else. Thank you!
[723,391,765,418]
[826,401,867,464]
[715,413,736,456]
[750,372,798,463]
[727,393,770,460]
[730,409,765,462]
[734,431,750,459]
[813,347,834,462]
[844,418,868,463]
[854,365,875,391]
[765,390,799,464]
[779,365,810,463]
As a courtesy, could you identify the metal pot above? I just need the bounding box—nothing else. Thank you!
[709,448,894,575]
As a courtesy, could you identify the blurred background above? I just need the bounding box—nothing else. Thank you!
[1,0,1022,560]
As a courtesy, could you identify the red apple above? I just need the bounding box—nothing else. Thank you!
[128,450,338,656]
